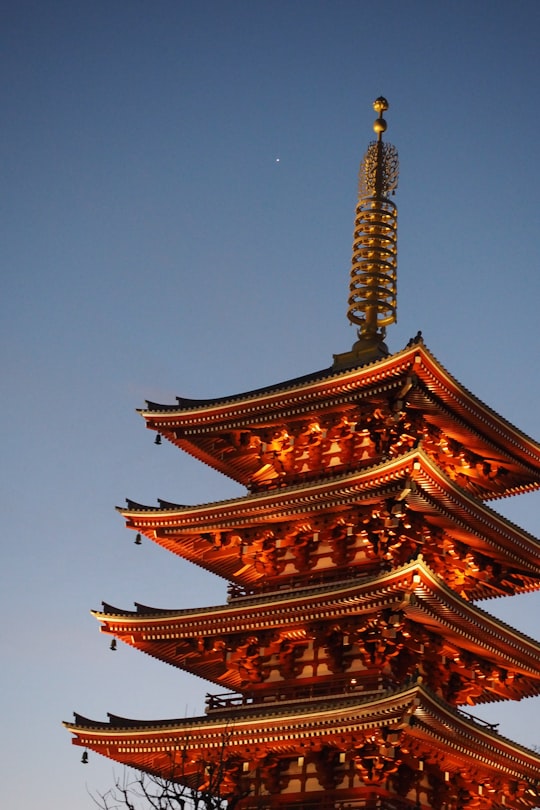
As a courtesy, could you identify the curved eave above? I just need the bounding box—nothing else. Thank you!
[140,355,413,424]
[409,386,540,501]
[412,344,540,469]
[119,449,540,583]
[139,341,540,476]
[64,684,540,784]
[93,560,540,697]
[407,452,540,577]
[143,372,410,486]
[64,688,423,751]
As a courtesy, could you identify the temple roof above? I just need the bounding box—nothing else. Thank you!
[64,683,540,798]
[95,558,540,701]
[139,340,540,490]
[119,448,540,592]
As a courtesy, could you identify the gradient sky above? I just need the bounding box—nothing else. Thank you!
[3,2,540,808]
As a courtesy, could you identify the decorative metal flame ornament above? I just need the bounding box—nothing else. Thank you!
[347,97,399,345]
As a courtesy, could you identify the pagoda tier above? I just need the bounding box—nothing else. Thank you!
[119,448,540,599]
[65,684,540,810]
[139,341,540,499]
[95,558,540,705]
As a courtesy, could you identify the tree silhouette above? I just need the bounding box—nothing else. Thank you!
[91,731,245,810]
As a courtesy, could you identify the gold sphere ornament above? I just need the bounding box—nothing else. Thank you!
[373,96,389,113]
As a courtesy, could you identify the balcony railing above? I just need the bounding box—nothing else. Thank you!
[205,678,385,712]
[227,568,374,602]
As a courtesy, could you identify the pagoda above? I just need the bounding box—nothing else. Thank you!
[65,99,540,810]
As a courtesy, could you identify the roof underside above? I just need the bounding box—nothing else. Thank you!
[95,560,540,700]
[65,684,540,792]
[139,341,540,489]
[119,449,540,594]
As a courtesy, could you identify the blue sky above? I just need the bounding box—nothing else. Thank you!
[2,2,540,807]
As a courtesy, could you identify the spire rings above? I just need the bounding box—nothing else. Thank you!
[348,197,398,331]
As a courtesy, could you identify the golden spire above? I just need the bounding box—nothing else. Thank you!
[334,97,399,368]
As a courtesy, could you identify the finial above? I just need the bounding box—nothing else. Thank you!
[334,97,399,368]
[372,96,389,140]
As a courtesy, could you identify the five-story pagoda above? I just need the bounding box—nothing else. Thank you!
[65,99,540,810]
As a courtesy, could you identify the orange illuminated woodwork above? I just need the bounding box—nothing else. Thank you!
[96,559,540,703]
[138,342,540,497]
[65,339,540,810]
[68,685,540,810]
[65,101,540,810]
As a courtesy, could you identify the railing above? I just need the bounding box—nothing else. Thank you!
[205,679,385,713]
[231,799,385,810]
[227,568,374,602]
[206,684,501,736]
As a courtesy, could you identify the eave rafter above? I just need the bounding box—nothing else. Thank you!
[410,386,540,500]
[139,343,540,487]
[118,448,540,587]
[140,357,414,432]
[412,346,540,469]
[64,685,540,802]
[94,559,540,701]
